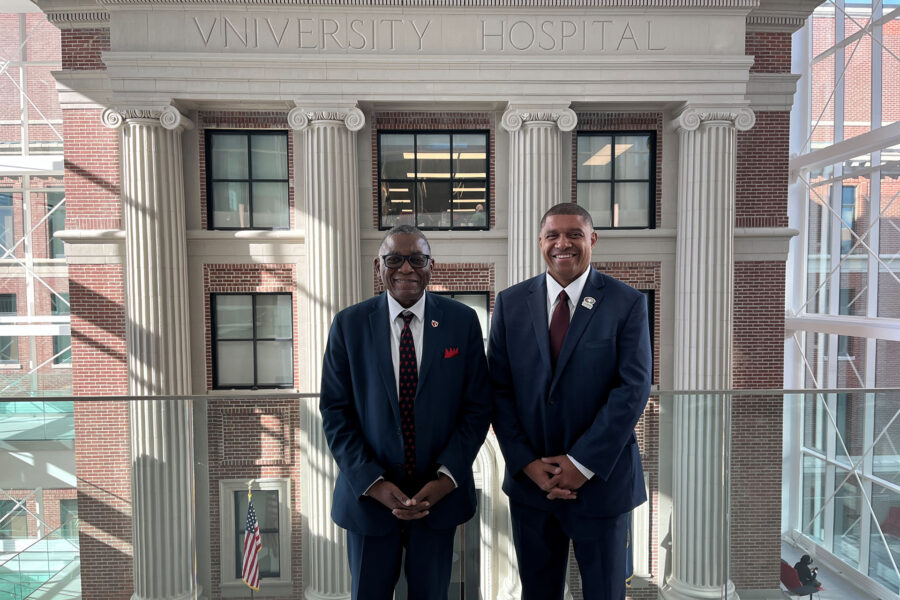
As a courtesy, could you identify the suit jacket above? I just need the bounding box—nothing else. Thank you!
[488,267,651,519]
[320,292,491,536]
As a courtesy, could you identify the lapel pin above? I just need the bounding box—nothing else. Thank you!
[431,320,439,328]
[581,297,596,310]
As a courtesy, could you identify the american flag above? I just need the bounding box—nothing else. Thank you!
[242,492,262,591]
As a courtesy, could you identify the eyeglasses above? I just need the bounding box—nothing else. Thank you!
[381,254,431,269]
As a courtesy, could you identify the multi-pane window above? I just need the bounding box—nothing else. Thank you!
[378,132,489,230]
[46,191,65,258]
[432,292,489,344]
[211,293,293,389]
[59,498,78,539]
[206,131,289,230]
[51,293,70,364]
[576,133,655,229]
[233,489,281,578]
[0,193,13,253]
[0,294,17,363]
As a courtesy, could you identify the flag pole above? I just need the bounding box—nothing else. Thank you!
[248,479,254,600]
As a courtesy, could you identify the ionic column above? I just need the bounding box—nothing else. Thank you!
[501,104,577,286]
[102,106,196,600]
[289,104,364,600]
[663,106,755,600]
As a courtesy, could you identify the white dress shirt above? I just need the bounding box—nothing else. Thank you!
[364,292,455,494]
[545,268,596,481]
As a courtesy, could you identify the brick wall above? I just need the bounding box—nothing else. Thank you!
[203,264,298,391]
[736,112,790,228]
[197,112,294,230]
[746,31,792,73]
[63,109,120,230]
[371,112,497,229]
[573,112,663,229]
[206,398,302,599]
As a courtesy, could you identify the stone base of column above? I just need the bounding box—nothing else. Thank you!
[305,589,351,600]
[661,576,739,600]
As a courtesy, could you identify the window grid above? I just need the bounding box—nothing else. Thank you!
[52,293,71,365]
[205,130,290,231]
[377,130,490,231]
[575,131,656,230]
[210,293,293,390]
[233,489,281,579]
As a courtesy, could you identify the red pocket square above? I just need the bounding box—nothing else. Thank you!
[444,347,459,359]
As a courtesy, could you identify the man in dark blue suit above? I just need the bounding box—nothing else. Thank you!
[320,225,491,600]
[488,203,651,600]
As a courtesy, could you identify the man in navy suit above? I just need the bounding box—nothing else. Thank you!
[488,203,651,600]
[320,225,491,600]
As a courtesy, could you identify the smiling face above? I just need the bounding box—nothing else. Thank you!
[539,214,598,287]
[379,233,434,308]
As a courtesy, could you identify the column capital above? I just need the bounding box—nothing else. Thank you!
[673,105,755,133]
[501,104,577,133]
[289,105,365,132]
[100,105,194,131]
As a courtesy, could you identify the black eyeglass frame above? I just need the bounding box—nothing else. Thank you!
[381,254,432,269]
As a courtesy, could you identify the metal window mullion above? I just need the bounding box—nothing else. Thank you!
[246,133,254,228]
[824,395,837,551]
[251,294,259,387]
[610,136,617,227]
[835,1,846,147]
[449,133,454,228]
[413,135,419,225]
[858,389,877,574]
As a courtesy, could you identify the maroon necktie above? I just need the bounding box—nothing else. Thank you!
[549,290,570,367]
[398,311,418,476]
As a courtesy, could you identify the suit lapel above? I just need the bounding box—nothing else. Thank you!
[550,269,606,393]
[416,294,444,396]
[368,295,400,424]
[527,276,552,372]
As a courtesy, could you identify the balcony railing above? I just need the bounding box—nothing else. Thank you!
[0,390,895,600]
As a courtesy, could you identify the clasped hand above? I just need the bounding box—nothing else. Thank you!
[524,455,587,500]
[367,475,456,520]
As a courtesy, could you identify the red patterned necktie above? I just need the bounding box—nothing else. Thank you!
[549,290,570,367]
[398,311,418,476]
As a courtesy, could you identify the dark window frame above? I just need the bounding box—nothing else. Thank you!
[0,192,14,254]
[51,293,71,365]
[46,191,66,259]
[233,489,281,579]
[377,130,491,231]
[210,292,294,390]
[205,130,290,231]
[575,131,657,230]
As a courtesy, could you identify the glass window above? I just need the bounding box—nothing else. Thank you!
[576,133,654,229]
[212,293,293,389]
[378,131,489,230]
[0,293,17,364]
[802,455,826,543]
[59,498,77,539]
[869,483,900,592]
[51,293,71,365]
[432,292,489,343]
[46,191,65,258]
[234,490,281,578]
[207,132,289,230]
[0,499,28,539]
[833,467,862,567]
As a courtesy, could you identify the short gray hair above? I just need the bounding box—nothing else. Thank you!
[379,225,432,255]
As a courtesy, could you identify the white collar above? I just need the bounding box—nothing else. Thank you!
[545,267,591,305]
[387,291,427,323]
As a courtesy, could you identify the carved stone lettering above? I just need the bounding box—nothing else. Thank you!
[187,15,667,54]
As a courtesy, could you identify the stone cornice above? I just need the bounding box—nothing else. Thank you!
[501,105,577,132]
[101,106,195,131]
[673,106,756,132]
[746,14,807,32]
[288,106,365,131]
[45,10,109,28]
